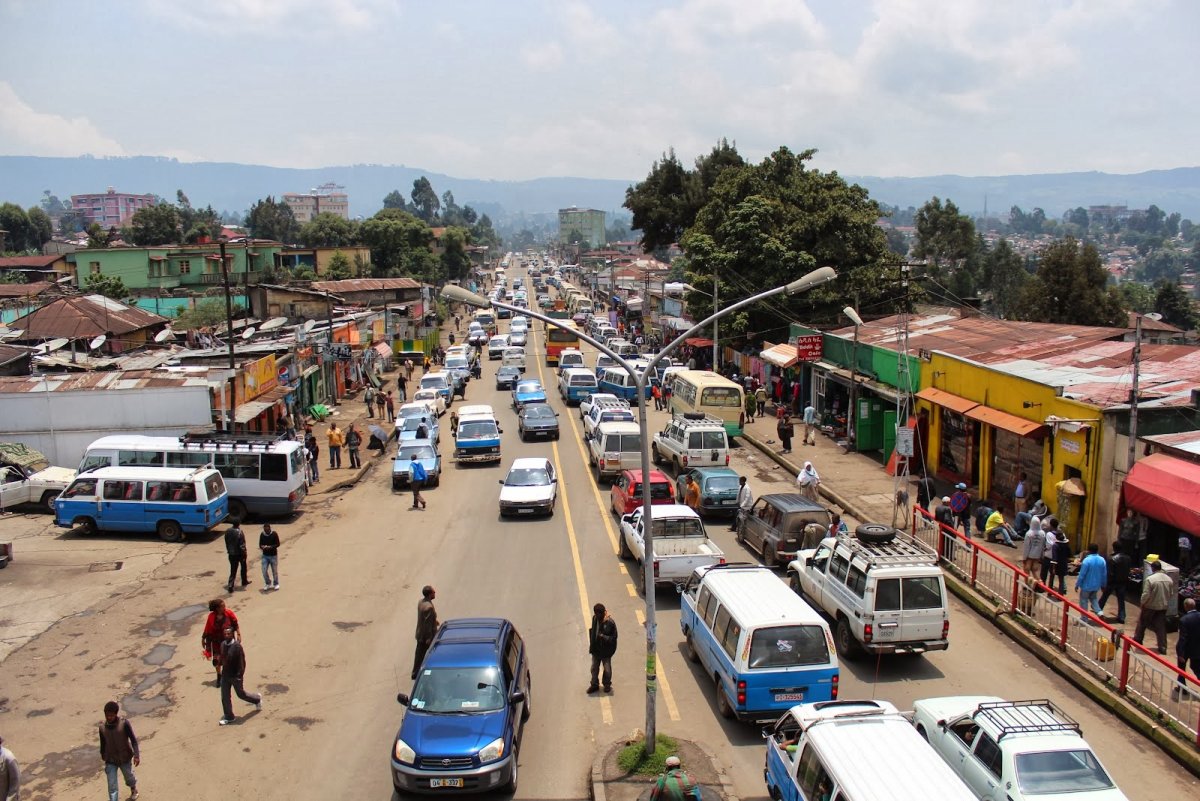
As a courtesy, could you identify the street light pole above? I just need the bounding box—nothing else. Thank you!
[219,239,237,432]
[843,306,864,451]
[711,266,719,371]
[442,264,837,759]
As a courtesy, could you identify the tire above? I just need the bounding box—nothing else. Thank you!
[40,490,59,513]
[734,521,745,545]
[835,616,863,660]
[651,445,662,466]
[521,675,532,721]
[227,499,248,524]
[716,675,734,719]
[503,752,519,795]
[673,457,682,475]
[916,724,928,742]
[157,519,183,543]
[618,531,632,559]
[789,572,803,596]
[72,516,97,535]
[633,561,646,594]
[855,523,898,544]
[684,633,700,664]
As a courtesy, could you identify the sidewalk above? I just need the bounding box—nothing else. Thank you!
[304,371,400,496]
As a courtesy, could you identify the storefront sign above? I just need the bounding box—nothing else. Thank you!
[895,426,915,457]
[1060,436,1081,454]
[328,343,353,361]
[795,335,823,362]
[244,354,278,400]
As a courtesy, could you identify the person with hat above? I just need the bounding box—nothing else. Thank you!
[933,496,955,529]
[1134,559,1173,654]
[650,755,701,801]
[949,483,972,537]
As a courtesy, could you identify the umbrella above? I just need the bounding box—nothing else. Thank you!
[367,424,389,451]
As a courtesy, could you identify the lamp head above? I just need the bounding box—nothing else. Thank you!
[785,266,837,295]
[843,306,864,327]
[440,284,490,309]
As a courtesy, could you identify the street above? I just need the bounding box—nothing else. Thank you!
[1,302,1197,801]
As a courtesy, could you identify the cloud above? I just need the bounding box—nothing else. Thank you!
[0,81,126,157]
[139,0,391,35]
[521,43,565,72]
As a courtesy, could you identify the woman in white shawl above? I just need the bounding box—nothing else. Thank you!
[796,461,821,502]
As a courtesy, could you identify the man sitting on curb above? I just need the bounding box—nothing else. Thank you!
[984,507,1018,547]
[650,755,702,801]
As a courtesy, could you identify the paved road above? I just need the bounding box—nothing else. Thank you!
[1,277,1196,799]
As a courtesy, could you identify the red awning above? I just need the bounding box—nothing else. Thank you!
[1122,453,1200,536]
[964,405,1048,438]
[684,337,714,347]
[916,387,978,416]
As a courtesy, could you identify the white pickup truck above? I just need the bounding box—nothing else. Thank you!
[0,443,76,513]
[618,504,726,592]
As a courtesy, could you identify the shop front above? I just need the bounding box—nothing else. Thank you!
[1122,453,1200,565]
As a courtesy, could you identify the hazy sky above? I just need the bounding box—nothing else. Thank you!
[1,0,1195,182]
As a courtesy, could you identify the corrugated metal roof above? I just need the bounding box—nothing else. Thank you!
[0,370,214,394]
[0,343,31,367]
[8,295,169,339]
[0,255,66,268]
[0,281,54,298]
[311,278,422,292]
[1143,431,1200,457]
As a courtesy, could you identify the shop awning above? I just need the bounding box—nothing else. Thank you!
[964,405,1048,438]
[233,383,295,424]
[658,316,691,331]
[812,361,901,404]
[761,342,799,369]
[685,337,714,347]
[1122,453,1200,536]
[373,342,392,359]
[916,387,979,415]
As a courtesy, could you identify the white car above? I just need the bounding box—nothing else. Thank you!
[497,457,557,517]
[579,392,627,421]
[912,696,1128,801]
[508,329,528,347]
[410,388,446,417]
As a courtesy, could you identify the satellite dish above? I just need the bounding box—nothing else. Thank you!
[260,316,288,332]
[45,338,69,353]
[1145,312,1163,321]
[241,326,257,340]
[302,320,318,333]
[153,328,174,343]
[89,334,107,351]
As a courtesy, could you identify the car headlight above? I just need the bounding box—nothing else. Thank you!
[394,738,416,765]
[478,737,505,763]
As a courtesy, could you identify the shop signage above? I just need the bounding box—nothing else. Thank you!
[244,354,278,400]
[1060,437,1081,454]
[795,335,823,361]
[328,344,353,361]
[895,426,915,457]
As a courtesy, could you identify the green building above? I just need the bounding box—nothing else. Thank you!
[557,207,606,249]
[69,241,283,293]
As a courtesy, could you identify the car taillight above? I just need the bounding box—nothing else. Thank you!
[832,674,839,699]
[718,557,726,565]
[682,454,689,466]
[942,619,950,640]
[288,491,297,502]
[736,680,746,706]
[863,623,873,643]
[653,560,659,577]
[725,453,730,465]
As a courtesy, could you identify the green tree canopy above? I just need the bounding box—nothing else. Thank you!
[1153,279,1198,331]
[410,177,441,223]
[174,298,241,329]
[439,226,473,282]
[0,203,34,252]
[981,238,1028,319]
[324,250,354,280]
[127,203,181,246]
[1117,281,1156,314]
[1017,238,1124,326]
[299,212,359,248]
[245,196,299,244]
[382,190,409,211]
[359,209,434,276]
[913,197,976,276]
[26,207,53,248]
[84,273,130,300]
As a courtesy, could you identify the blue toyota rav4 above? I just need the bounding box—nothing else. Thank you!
[392,618,531,795]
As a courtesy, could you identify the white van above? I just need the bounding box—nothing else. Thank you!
[558,368,598,404]
[557,348,585,372]
[502,346,526,373]
[586,421,643,482]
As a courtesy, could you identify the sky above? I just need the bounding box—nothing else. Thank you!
[0,0,1196,183]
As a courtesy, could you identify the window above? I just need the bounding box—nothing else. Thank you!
[712,606,732,646]
[829,554,850,583]
[62,478,98,498]
[79,454,112,473]
[1014,749,1115,794]
[720,618,742,661]
[875,578,901,611]
[260,454,287,482]
[797,745,833,801]
[214,453,259,480]
[204,474,226,499]
[118,450,164,467]
[903,576,943,609]
[748,625,830,668]
[972,734,1003,779]
[178,260,191,274]
[166,451,211,469]
[846,565,868,597]
[89,261,101,274]
[696,587,714,623]
[103,480,142,501]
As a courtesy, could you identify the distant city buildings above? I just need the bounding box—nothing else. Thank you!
[282,182,350,223]
[557,207,605,249]
[69,188,157,228]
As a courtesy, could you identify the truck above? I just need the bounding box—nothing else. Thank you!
[788,524,950,659]
[618,504,725,591]
[0,442,76,513]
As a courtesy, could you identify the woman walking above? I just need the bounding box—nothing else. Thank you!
[777,414,795,454]
[201,599,240,683]
[796,461,821,502]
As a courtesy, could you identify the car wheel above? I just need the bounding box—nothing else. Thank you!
[716,675,734,719]
[734,521,746,545]
[673,457,682,475]
[915,724,928,742]
[157,519,183,543]
[789,572,803,596]
[618,531,632,559]
[72,516,97,535]
[684,633,700,664]
[227,499,248,524]
[503,752,519,796]
[651,446,662,466]
[40,490,59,513]
[855,523,898,544]
[835,616,863,660]
[521,674,532,721]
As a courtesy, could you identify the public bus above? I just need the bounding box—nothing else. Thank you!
[567,294,594,317]
[78,433,307,522]
[668,370,746,437]
[544,323,581,365]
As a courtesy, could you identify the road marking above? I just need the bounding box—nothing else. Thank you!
[634,608,681,722]
[556,389,622,555]
[626,583,637,597]
[600,696,613,724]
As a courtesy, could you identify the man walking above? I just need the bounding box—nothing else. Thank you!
[731,476,753,532]
[1013,471,1030,514]
[409,454,428,510]
[224,523,249,592]
[327,422,344,469]
[99,701,139,801]
[755,385,768,419]
[259,524,280,590]
[1020,517,1046,587]
[776,414,794,454]
[346,424,362,470]
[949,483,971,535]
[364,386,376,418]
[305,431,320,484]
[385,391,396,422]
[376,389,387,419]
[218,626,262,725]
[1134,559,1173,654]
[1098,543,1131,623]
[1173,598,1200,700]
[397,374,408,404]
[913,472,936,512]
[587,603,618,694]
[650,755,702,801]
[1075,543,1106,618]
[683,474,701,512]
[0,735,20,801]
[412,586,438,680]
[802,402,817,445]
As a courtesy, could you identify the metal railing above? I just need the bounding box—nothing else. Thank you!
[912,508,1200,747]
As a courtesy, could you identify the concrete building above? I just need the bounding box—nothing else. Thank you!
[557,207,606,249]
[69,188,157,229]
[279,246,373,277]
[282,183,350,223]
[68,241,283,292]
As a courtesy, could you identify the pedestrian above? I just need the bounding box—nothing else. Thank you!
[1013,471,1030,514]
[259,524,280,591]
[730,476,753,532]
[375,388,387,418]
[586,602,618,694]
[828,513,849,537]
[1020,517,1046,587]
[99,701,140,801]
[802,402,817,445]
[684,474,701,511]
[1173,598,1200,700]
[201,598,240,682]
[1098,542,1131,623]
[649,755,702,801]
[914,472,936,512]
[422,355,431,373]
[933,496,956,529]
[364,386,376,418]
[280,410,296,441]
[454,313,461,331]
[397,373,408,403]
[984,507,1017,547]
[409,453,428,510]
[327,422,344,469]
[1051,524,1071,594]
[218,626,262,725]
[777,414,794,454]
[1134,559,1172,654]
[305,431,320,484]
[948,483,971,535]
[404,358,414,381]
[651,383,662,412]
[412,585,438,679]
[1041,525,1058,587]
[224,523,249,592]
[0,735,20,801]
[385,391,396,422]
[346,424,362,469]
[662,381,673,410]
[415,417,430,441]
[1075,543,1106,618]
[796,461,821,502]
[743,390,757,423]
[755,385,767,418]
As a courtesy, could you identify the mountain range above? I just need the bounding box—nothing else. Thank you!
[2,155,1199,223]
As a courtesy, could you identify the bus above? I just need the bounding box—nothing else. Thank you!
[79,433,307,522]
[668,370,746,437]
[544,323,581,365]
[55,466,229,542]
[567,294,594,317]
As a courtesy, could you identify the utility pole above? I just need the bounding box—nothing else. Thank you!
[711,266,719,370]
[1126,315,1142,471]
[326,292,338,405]
[219,239,237,432]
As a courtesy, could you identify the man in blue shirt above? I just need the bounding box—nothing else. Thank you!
[409,453,428,510]
[1075,543,1106,617]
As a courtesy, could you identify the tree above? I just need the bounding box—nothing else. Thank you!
[245,196,299,244]
[884,227,908,256]
[83,273,130,300]
[382,190,409,211]
[127,204,181,246]
[1117,281,1156,314]
[0,271,27,284]
[26,207,53,248]
[0,203,33,252]
[470,213,501,249]
[410,177,441,223]
[913,197,976,277]
[982,238,1028,318]
[1017,238,1124,326]
[606,219,631,243]
[40,190,67,217]
[86,223,113,249]
[1153,280,1198,331]
[358,209,434,275]
[299,212,358,248]
[1139,249,1185,283]
[324,250,354,280]
[439,226,473,282]
[180,204,222,244]
[1066,207,1090,230]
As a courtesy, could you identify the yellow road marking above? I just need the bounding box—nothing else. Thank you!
[634,608,681,721]
[626,583,637,597]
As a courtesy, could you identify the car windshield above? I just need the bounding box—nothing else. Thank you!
[398,445,436,460]
[400,418,431,432]
[748,625,831,669]
[506,468,550,486]
[421,376,447,389]
[524,406,555,420]
[516,382,542,393]
[705,475,740,491]
[457,421,497,438]
[446,357,468,369]
[1015,749,1115,793]
[410,666,506,713]
[399,407,425,419]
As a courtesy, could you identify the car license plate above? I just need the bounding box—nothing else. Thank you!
[876,627,896,638]
[721,499,736,505]
[430,778,464,789]
[517,508,534,514]
[775,692,804,702]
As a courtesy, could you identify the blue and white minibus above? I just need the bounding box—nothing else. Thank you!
[55,466,228,542]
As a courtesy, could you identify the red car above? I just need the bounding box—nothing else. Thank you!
[610,469,675,517]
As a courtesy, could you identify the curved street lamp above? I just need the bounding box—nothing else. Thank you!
[441,264,836,755]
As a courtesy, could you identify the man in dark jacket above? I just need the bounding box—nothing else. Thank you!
[914,472,936,511]
[346,424,363,469]
[587,602,618,694]
[1173,598,1200,700]
[224,524,249,592]
[412,586,438,680]
[219,626,262,725]
[99,700,140,800]
[1098,543,1133,623]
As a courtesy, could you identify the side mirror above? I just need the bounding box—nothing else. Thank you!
[805,557,814,567]
[760,727,773,740]
[509,690,526,705]
[497,428,503,434]
[498,479,504,485]
[397,693,410,705]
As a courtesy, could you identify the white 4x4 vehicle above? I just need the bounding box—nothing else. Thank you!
[788,523,949,659]
[651,413,730,472]
[912,697,1129,801]
[0,444,75,513]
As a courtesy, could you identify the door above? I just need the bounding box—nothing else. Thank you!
[899,575,946,644]
[100,480,146,531]
[0,466,29,508]
[741,499,770,555]
[871,576,903,645]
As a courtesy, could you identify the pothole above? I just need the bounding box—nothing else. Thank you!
[284,716,320,731]
[88,561,124,572]
[165,603,207,622]
[143,643,175,666]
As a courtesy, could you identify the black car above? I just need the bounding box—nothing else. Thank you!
[517,404,560,441]
[495,365,522,390]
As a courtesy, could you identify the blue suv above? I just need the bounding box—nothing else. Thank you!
[392,618,531,795]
